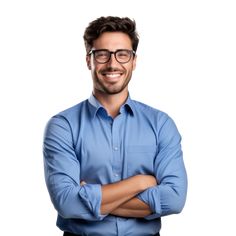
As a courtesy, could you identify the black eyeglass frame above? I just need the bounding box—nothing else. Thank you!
[88,49,136,64]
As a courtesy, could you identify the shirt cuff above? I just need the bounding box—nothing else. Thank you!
[138,187,161,220]
[79,184,107,220]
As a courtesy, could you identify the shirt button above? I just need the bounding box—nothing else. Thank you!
[114,173,119,177]
[113,147,118,151]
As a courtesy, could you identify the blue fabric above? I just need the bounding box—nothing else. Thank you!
[43,94,187,235]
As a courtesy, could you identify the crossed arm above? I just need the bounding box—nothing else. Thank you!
[83,175,157,218]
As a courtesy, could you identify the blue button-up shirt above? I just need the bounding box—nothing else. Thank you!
[43,95,187,235]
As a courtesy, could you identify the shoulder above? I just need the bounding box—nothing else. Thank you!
[44,100,89,139]
[131,99,180,134]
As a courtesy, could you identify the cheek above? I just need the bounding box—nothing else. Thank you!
[91,63,103,72]
[125,64,135,74]
[91,66,102,80]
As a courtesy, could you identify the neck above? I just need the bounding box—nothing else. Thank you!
[93,90,128,118]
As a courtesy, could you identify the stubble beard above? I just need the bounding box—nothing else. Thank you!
[93,70,132,95]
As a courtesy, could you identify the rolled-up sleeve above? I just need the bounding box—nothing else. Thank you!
[43,116,106,221]
[138,116,187,220]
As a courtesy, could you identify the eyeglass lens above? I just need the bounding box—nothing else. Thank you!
[93,50,133,64]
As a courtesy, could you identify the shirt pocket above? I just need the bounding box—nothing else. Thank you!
[126,145,157,177]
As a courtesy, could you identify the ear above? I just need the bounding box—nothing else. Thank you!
[86,55,91,70]
[132,54,137,71]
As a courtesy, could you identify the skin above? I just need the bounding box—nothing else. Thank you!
[85,32,157,217]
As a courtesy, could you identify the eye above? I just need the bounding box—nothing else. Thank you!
[95,51,109,58]
[116,50,130,58]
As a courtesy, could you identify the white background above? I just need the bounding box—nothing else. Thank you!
[0,0,236,235]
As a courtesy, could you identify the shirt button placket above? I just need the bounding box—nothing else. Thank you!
[111,118,122,182]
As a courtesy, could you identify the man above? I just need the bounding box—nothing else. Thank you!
[43,16,187,236]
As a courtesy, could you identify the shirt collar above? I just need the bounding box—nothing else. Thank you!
[122,96,135,116]
[88,94,135,118]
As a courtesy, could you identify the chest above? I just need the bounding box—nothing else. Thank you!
[74,114,158,182]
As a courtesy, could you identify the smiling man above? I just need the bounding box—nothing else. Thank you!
[43,16,188,236]
[88,32,135,96]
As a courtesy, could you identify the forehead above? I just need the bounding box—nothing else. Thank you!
[93,32,132,50]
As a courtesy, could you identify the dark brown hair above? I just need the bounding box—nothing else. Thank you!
[83,16,139,53]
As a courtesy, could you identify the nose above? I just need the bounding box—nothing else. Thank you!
[107,53,119,67]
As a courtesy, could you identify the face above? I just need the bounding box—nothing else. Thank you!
[86,32,137,97]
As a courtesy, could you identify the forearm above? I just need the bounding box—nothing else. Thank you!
[100,175,156,215]
[111,197,152,218]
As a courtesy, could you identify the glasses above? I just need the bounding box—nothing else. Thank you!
[88,49,136,64]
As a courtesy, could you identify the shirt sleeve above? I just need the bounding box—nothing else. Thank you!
[138,115,188,220]
[43,116,106,221]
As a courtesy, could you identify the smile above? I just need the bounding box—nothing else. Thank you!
[103,73,122,78]
[101,71,124,79]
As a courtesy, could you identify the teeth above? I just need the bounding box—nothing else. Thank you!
[105,74,121,78]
